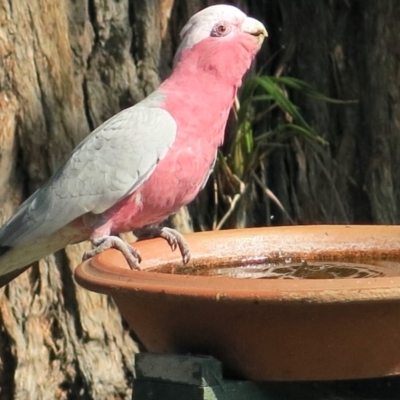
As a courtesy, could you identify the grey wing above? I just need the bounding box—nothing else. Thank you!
[0,106,177,247]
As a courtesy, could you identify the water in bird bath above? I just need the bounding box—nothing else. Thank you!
[155,258,400,279]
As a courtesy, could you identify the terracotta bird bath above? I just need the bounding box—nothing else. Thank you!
[75,225,400,381]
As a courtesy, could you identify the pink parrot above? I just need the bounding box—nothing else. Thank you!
[0,5,267,286]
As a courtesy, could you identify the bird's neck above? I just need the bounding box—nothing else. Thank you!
[176,35,256,82]
[155,35,259,147]
[161,33,258,101]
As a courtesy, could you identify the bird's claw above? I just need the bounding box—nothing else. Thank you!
[83,236,142,270]
[159,227,191,264]
[134,226,191,265]
[182,251,191,265]
[163,233,178,251]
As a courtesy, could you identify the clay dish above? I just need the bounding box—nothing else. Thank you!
[75,225,400,381]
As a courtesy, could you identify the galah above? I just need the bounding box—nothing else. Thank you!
[0,5,267,286]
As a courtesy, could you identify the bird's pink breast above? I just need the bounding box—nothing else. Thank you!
[105,84,231,233]
[101,33,259,234]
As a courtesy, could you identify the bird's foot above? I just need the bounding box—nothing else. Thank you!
[83,236,142,270]
[135,227,191,264]
[159,227,191,264]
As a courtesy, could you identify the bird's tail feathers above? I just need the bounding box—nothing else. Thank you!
[0,226,85,287]
[0,246,11,258]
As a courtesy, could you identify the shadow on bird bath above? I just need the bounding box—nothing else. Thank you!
[75,225,400,381]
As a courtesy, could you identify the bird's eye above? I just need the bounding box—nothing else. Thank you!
[211,22,230,37]
[217,24,226,34]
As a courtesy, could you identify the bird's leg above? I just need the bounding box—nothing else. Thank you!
[83,236,142,269]
[135,226,191,264]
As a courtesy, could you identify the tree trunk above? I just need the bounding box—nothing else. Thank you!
[0,0,400,399]
[0,0,174,398]
[262,0,400,225]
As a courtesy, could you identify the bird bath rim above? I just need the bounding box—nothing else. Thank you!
[75,225,400,303]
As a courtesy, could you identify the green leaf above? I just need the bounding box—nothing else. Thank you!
[249,76,313,130]
[268,76,357,104]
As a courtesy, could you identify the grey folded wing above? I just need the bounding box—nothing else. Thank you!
[0,106,176,247]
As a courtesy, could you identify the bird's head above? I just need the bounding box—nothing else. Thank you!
[173,5,267,79]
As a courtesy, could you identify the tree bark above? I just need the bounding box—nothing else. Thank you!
[0,0,170,398]
[1,0,400,399]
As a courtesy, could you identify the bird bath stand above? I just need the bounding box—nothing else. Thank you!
[75,225,400,397]
[133,353,273,400]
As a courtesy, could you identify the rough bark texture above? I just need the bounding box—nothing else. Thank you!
[0,0,399,399]
[0,0,162,398]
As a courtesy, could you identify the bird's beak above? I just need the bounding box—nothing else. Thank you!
[242,17,268,45]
